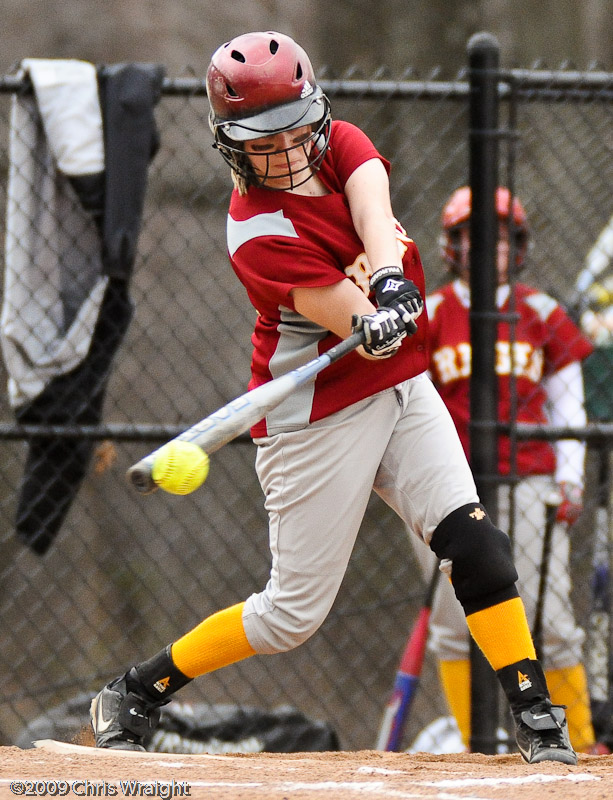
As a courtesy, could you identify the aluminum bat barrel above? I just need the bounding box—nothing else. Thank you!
[126,331,365,493]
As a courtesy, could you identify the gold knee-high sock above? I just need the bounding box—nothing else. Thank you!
[439,659,471,749]
[545,664,595,752]
[465,597,536,671]
[170,602,256,679]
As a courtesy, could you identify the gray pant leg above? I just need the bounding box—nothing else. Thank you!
[507,476,585,668]
[374,375,479,544]
[243,388,402,654]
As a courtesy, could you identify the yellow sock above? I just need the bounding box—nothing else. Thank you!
[465,597,536,671]
[170,602,256,678]
[439,659,471,749]
[546,664,596,752]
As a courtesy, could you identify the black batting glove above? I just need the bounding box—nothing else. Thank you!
[370,266,423,331]
[351,307,407,358]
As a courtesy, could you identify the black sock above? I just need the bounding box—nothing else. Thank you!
[496,658,549,717]
[129,644,192,704]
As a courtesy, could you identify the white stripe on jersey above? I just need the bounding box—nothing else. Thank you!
[524,291,558,322]
[227,210,299,257]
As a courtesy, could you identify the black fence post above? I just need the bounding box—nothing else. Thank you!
[467,31,501,756]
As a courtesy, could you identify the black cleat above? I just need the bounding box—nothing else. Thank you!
[514,701,578,765]
[90,669,163,750]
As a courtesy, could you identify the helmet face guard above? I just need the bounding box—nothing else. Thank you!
[212,93,331,189]
[439,186,530,273]
[206,31,332,189]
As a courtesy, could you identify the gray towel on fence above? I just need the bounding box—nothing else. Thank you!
[1,58,165,554]
[2,58,107,408]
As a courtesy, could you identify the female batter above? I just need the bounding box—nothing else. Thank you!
[90,31,576,764]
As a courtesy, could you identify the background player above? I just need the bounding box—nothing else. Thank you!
[412,185,600,753]
[90,32,575,764]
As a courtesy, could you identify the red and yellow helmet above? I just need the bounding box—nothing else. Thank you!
[206,31,331,187]
[440,186,530,270]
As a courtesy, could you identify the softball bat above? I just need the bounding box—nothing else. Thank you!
[376,561,440,751]
[127,331,365,493]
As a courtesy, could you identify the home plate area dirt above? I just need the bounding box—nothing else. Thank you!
[2,744,613,800]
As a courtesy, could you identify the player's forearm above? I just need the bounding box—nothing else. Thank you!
[291,278,375,339]
[345,159,402,270]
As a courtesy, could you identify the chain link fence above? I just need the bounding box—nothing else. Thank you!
[0,50,612,752]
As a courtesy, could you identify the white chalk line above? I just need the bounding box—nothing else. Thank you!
[177,781,421,797]
[420,773,600,787]
[117,769,601,798]
[0,781,459,800]
[359,766,406,775]
[0,781,454,800]
[0,766,602,799]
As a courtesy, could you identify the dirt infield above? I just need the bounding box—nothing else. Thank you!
[2,744,613,800]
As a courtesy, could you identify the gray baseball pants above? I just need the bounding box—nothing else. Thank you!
[242,374,479,654]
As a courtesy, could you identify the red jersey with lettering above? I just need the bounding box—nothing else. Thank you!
[427,279,593,475]
[227,120,429,437]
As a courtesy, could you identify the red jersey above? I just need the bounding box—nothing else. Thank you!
[227,120,429,437]
[426,279,594,475]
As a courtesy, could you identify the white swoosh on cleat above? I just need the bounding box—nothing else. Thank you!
[92,699,114,733]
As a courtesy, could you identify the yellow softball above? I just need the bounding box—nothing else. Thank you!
[151,440,209,495]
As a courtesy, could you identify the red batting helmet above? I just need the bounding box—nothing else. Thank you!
[440,186,530,271]
[206,31,331,187]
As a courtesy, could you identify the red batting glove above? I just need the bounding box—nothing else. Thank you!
[555,482,583,525]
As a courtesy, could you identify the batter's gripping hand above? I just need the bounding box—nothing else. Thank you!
[351,308,407,358]
[370,267,423,328]
[556,482,583,525]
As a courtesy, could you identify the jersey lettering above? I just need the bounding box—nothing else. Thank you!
[457,343,471,378]
[432,345,470,383]
[344,218,413,295]
[345,252,372,294]
[394,221,412,257]
[432,341,544,384]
